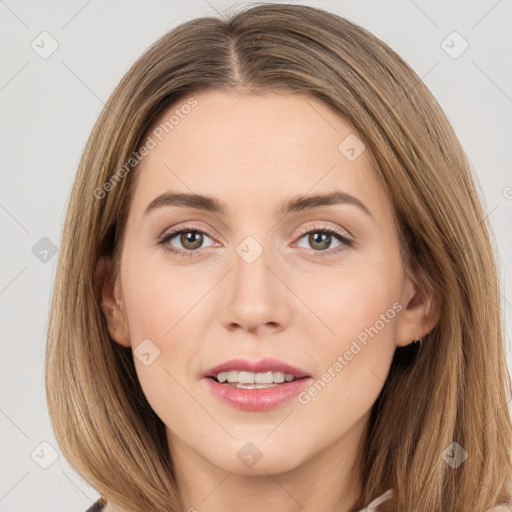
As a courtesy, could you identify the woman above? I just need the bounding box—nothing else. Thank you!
[45,4,512,511]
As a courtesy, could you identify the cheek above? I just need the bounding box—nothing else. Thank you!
[122,249,209,342]
[120,252,214,414]
[294,263,400,414]
[298,264,399,349]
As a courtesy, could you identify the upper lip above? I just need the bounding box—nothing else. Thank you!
[203,357,310,379]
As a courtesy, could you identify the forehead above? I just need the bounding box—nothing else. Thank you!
[150,90,359,161]
[128,90,389,221]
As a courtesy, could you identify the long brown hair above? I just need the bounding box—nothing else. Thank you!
[45,3,512,510]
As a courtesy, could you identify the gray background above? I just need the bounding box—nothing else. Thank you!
[1,1,511,510]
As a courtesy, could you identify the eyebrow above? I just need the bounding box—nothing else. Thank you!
[143,190,372,219]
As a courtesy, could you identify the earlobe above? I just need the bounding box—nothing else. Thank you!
[96,255,131,347]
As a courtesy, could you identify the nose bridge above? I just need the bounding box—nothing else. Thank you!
[236,235,271,291]
[219,233,290,332]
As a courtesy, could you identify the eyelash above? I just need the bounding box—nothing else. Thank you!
[157,223,354,259]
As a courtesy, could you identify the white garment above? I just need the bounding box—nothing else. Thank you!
[357,489,394,511]
[356,489,511,511]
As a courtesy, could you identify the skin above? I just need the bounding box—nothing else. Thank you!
[97,90,438,512]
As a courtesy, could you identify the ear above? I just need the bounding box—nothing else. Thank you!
[395,266,440,348]
[96,255,131,347]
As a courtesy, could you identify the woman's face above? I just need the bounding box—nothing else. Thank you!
[102,90,428,481]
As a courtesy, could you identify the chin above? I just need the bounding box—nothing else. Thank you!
[205,437,309,476]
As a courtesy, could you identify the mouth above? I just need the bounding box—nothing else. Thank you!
[206,371,307,389]
[201,357,312,411]
[203,357,310,382]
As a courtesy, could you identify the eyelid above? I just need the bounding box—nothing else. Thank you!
[296,222,353,241]
[158,221,219,242]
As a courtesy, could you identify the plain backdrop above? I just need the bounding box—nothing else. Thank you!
[1,1,511,510]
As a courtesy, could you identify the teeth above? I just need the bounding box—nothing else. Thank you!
[216,371,296,384]
[233,383,279,389]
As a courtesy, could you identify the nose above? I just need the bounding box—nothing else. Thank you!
[219,242,291,334]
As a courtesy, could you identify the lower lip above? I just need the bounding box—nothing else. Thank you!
[203,377,313,411]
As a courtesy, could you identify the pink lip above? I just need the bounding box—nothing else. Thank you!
[202,357,310,379]
[203,376,313,411]
[201,357,312,411]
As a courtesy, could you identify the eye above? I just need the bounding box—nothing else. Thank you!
[295,224,353,256]
[157,224,217,258]
[157,223,354,258]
